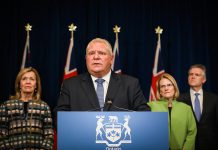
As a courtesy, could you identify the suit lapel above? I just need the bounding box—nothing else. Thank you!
[184,93,192,107]
[201,91,208,119]
[185,93,198,121]
[81,73,99,107]
[105,73,120,103]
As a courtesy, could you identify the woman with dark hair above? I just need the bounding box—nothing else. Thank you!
[0,67,53,149]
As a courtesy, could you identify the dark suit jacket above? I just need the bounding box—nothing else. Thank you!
[55,72,150,112]
[178,91,218,150]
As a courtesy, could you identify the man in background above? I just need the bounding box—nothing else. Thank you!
[178,64,218,150]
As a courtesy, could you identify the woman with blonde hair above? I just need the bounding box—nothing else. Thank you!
[0,67,53,149]
[148,73,196,150]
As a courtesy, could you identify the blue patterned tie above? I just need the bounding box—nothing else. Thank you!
[95,78,105,110]
[194,93,201,122]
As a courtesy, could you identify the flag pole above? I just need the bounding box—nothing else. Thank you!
[153,26,163,75]
[21,23,32,69]
[112,25,121,73]
[113,25,120,43]
[149,26,164,101]
[25,23,32,38]
[155,26,163,44]
[113,25,121,54]
[68,23,77,39]
[64,23,77,76]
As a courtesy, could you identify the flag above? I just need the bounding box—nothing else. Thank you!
[111,25,122,73]
[21,23,32,69]
[53,130,57,150]
[63,24,78,79]
[54,24,78,150]
[149,27,165,101]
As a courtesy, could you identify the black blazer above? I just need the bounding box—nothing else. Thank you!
[55,72,150,112]
[178,91,218,150]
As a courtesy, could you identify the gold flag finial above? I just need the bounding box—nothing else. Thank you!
[155,26,163,35]
[25,23,32,32]
[68,23,77,32]
[113,25,121,33]
[155,26,163,40]
[68,23,77,38]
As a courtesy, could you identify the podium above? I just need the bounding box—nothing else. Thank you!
[58,112,168,150]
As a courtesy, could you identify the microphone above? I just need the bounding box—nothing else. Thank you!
[105,99,133,111]
[87,100,112,111]
[86,99,133,111]
[104,100,112,111]
[86,107,104,111]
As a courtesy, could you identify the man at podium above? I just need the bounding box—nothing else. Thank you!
[55,38,150,112]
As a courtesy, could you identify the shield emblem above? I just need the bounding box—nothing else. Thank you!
[105,124,122,142]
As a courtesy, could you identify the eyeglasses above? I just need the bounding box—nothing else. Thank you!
[160,83,173,89]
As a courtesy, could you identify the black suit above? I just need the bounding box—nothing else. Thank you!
[178,91,218,150]
[55,72,150,112]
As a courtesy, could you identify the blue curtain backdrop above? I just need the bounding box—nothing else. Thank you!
[0,0,218,112]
